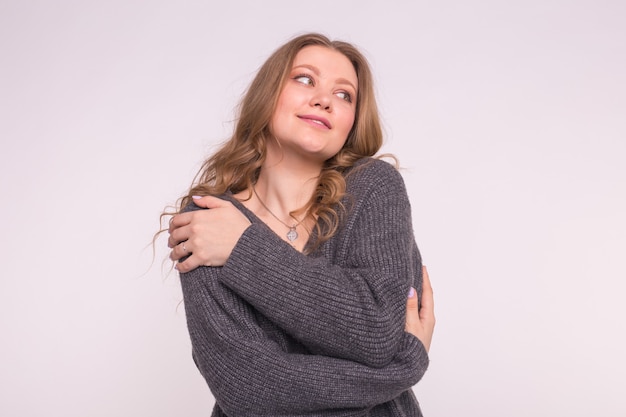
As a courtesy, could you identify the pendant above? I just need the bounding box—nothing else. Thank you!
[286,226,298,242]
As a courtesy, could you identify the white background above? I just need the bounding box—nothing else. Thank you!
[1,1,625,416]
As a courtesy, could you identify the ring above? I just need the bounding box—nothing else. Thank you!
[182,242,188,253]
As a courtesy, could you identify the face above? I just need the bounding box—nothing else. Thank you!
[269,45,358,163]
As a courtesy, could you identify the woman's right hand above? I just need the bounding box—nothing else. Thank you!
[168,196,251,272]
[405,266,435,352]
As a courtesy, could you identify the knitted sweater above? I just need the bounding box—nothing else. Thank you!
[180,158,429,417]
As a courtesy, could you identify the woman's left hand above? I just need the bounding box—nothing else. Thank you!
[168,196,251,272]
[405,266,435,352]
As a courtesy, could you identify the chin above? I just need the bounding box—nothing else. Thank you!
[302,141,344,159]
[305,147,341,162]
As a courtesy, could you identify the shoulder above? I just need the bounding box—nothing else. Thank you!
[345,157,406,194]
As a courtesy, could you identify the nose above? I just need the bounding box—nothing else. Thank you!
[310,91,332,112]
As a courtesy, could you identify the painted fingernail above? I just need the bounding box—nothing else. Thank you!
[192,195,201,200]
[408,287,415,298]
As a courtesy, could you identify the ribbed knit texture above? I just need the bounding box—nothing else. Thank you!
[180,158,429,417]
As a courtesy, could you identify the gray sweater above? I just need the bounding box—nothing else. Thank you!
[180,158,429,417]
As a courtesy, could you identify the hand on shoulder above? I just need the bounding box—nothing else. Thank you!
[168,195,251,273]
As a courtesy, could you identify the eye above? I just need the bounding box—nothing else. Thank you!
[293,74,314,86]
[336,91,352,103]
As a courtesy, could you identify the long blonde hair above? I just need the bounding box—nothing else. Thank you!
[176,33,384,250]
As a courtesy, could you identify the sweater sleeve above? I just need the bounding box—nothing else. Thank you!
[181,265,428,417]
[218,160,424,368]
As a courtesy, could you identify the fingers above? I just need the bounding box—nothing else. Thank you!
[418,266,435,352]
[168,212,192,247]
[407,287,418,310]
[169,240,205,273]
[422,265,432,294]
[419,266,435,321]
[175,255,204,274]
[404,265,436,353]
[169,240,190,262]
[405,287,418,332]
[191,195,232,209]
[168,197,235,248]
[168,222,191,249]
[169,211,191,232]
[167,197,247,271]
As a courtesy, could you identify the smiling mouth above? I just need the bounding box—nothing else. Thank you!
[298,115,331,129]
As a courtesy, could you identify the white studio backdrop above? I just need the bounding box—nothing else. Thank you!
[1,1,625,416]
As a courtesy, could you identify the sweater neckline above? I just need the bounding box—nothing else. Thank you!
[221,191,318,254]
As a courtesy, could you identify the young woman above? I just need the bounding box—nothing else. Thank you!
[166,33,435,416]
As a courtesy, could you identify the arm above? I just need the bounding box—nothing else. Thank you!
[217,162,422,368]
[181,265,429,417]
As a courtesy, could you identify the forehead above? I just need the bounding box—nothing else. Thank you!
[292,46,358,86]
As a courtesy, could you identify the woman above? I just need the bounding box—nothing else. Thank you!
[166,33,435,416]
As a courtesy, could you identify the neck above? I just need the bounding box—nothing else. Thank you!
[254,139,324,212]
[242,164,318,249]
[253,162,320,216]
[237,142,323,249]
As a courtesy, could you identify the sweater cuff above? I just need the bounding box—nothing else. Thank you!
[222,222,305,290]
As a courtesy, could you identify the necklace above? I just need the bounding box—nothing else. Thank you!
[252,186,304,242]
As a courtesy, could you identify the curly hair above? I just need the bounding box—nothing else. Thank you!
[174,33,384,251]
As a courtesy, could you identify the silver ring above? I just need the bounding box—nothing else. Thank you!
[182,242,188,253]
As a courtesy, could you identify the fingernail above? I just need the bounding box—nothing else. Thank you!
[408,287,415,298]
[192,195,201,200]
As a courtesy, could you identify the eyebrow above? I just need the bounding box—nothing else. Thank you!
[293,64,358,93]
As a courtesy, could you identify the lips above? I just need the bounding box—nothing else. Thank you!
[298,114,331,129]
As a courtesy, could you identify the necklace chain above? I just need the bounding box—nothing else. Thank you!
[252,186,304,242]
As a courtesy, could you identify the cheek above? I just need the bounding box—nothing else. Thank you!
[269,99,288,134]
[334,112,356,152]
[339,110,356,136]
